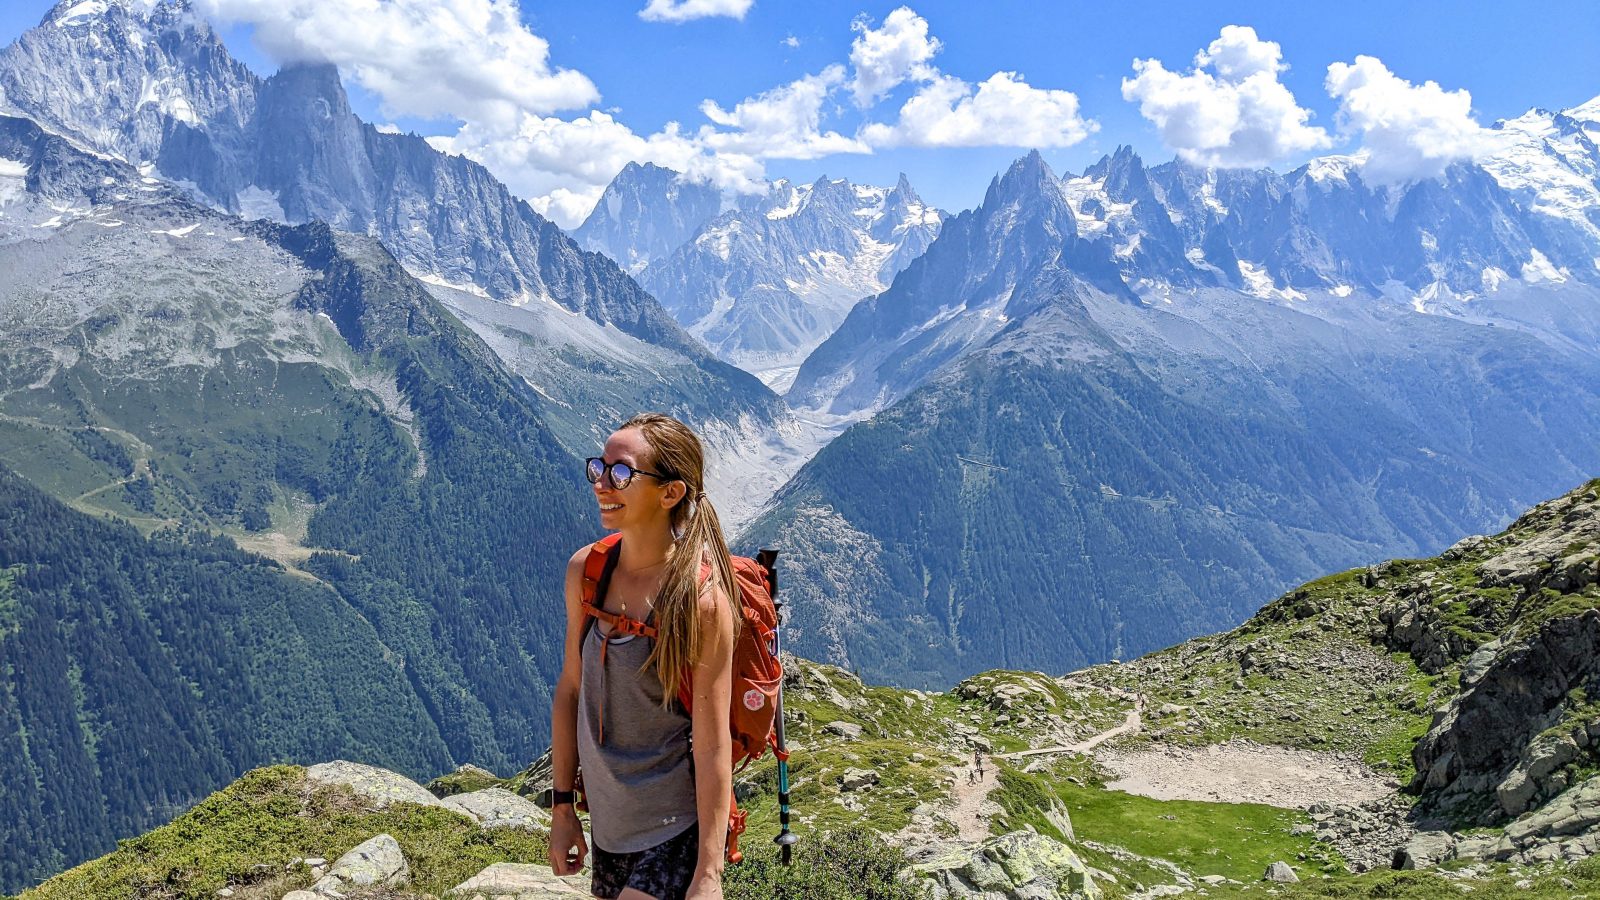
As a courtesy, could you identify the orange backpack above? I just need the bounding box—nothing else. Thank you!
[578,533,786,862]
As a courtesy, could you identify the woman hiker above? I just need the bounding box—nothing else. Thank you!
[549,413,739,900]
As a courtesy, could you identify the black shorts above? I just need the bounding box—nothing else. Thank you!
[590,824,699,900]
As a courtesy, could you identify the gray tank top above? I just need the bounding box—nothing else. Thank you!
[576,573,698,852]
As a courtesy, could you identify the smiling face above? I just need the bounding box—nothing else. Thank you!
[593,427,684,532]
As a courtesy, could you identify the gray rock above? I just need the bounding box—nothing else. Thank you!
[446,862,591,897]
[1460,640,1501,686]
[305,761,442,810]
[282,892,320,900]
[441,787,551,830]
[1395,831,1456,869]
[914,831,1101,899]
[327,833,409,888]
[1263,861,1299,883]
[1497,769,1538,817]
[839,768,880,792]
[824,721,863,739]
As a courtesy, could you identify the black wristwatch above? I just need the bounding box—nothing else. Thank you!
[552,789,576,807]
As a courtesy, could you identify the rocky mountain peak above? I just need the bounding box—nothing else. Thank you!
[983,149,1059,208]
[572,160,722,275]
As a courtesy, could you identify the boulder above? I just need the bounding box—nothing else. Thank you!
[446,862,591,897]
[325,834,409,888]
[839,768,879,792]
[1394,831,1455,869]
[1263,861,1298,883]
[914,831,1100,899]
[442,787,551,830]
[824,721,863,739]
[282,892,319,900]
[305,761,442,810]
[429,763,502,798]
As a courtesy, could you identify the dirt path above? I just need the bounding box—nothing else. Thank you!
[997,695,1145,760]
[943,694,1146,843]
[946,760,1001,843]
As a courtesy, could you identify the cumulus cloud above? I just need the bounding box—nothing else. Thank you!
[848,7,941,107]
[436,111,766,223]
[1122,25,1330,168]
[199,0,597,130]
[860,72,1095,148]
[1325,55,1496,182]
[699,65,869,159]
[782,35,799,48]
[638,0,753,23]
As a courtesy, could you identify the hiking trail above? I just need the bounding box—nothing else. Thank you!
[946,694,1146,842]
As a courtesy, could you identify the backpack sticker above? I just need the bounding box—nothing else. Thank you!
[743,688,766,711]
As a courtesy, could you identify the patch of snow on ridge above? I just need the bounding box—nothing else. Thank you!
[1410,280,1474,314]
[1198,173,1228,215]
[765,185,804,220]
[1305,155,1360,185]
[54,0,108,27]
[1482,266,1510,291]
[0,158,28,208]
[237,186,286,223]
[1521,248,1568,284]
[1237,261,1306,303]
[150,223,199,238]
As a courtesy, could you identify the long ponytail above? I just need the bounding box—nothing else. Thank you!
[619,413,740,704]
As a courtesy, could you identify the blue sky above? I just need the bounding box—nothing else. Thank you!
[3,0,1597,223]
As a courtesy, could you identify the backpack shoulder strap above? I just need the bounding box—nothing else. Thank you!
[579,534,626,649]
[581,533,622,605]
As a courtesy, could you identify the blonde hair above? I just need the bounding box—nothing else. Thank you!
[620,412,740,703]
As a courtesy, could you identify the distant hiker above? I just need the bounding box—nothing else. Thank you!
[550,413,740,900]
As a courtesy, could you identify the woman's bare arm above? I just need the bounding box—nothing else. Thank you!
[548,546,590,875]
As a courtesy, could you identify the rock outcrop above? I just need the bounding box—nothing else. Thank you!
[914,831,1101,900]
[447,862,590,898]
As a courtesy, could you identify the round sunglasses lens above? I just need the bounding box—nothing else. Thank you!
[610,462,635,488]
[585,458,604,484]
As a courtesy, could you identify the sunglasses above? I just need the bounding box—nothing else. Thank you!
[585,457,671,490]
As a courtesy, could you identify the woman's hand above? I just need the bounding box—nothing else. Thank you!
[547,805,588,876]
[685,871,724,900]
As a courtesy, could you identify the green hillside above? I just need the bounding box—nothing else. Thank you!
[0,205,601,892]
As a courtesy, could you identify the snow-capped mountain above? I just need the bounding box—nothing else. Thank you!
[751,108,1600,688]
[0,0,796,483]
[790,97,1600,419]
[572,161,723,276]
[579,163,942,388]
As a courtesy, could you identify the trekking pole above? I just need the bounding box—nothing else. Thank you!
[758,548,798,866]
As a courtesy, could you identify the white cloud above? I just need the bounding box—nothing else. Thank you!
[698,65,870,159]
[638,0,753,23]
[1122,25,1330,168]
[782,35,800,48]
[199,0,597,130]
[1325,55,1496,182]
[436,111,766,226]
[847,6,941,107]
[860,72,1095,149]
